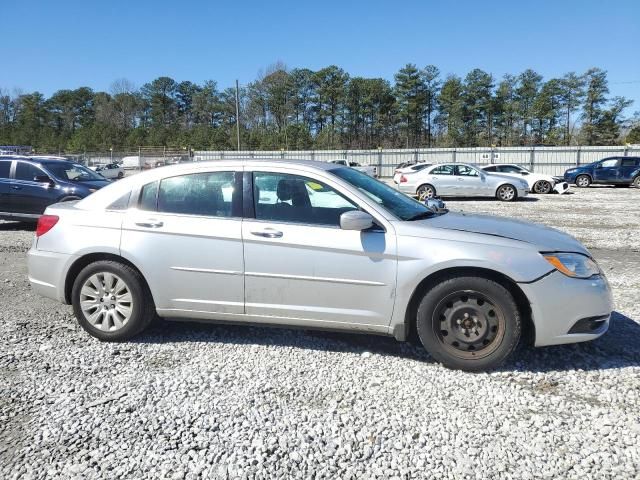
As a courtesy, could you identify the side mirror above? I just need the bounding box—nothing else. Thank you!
[521,171,529,176]
[340,210,374,231]
[34,175,54,185]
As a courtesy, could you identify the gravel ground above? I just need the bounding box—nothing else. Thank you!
[1,186,639,479]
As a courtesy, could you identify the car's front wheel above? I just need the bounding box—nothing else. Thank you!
[533,180,552,194]
[72,260,155,341]
[416,184,436,200]
[576,174,591,187]
[117,171,124,179]
[633,176,640,188]
[416,276,522,371]
[496,184,517,202]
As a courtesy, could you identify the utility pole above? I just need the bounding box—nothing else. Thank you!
[235,80,241,151]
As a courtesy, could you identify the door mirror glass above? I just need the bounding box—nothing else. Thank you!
[34,174,53,184]
[340,210,374,231]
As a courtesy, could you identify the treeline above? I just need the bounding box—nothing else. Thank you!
[1,64,638,152]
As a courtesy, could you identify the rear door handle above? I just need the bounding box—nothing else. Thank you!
[10,185,21,190]
[135,220,164,228]
[251,228,283,238]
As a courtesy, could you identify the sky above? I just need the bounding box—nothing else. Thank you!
[2,0,639,110]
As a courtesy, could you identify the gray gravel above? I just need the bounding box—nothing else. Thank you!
[1,186,639,479]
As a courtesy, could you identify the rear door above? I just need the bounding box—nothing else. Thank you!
[0,160,12,212]
[120,169,245,317]
[593,158,620,183]
[619,157,639,182]
[10,161,57,215]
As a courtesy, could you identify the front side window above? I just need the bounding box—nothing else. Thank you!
[456,165,479,177]
[600,159,619,168]
[15,162,44,181]
[253,172,357,226]
[498,165,524,174]
[154,171,236,217]
[483,166,497,172]
[431,165,455,175]
[43,162,103,181]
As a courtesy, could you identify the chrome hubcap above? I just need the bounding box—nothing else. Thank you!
[80,272,133,331]
[498,186,515,200]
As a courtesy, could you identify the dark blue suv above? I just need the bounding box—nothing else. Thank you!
[564,156,640,188]
[0,156,110,221]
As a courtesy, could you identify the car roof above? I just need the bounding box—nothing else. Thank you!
[0,154,72,163]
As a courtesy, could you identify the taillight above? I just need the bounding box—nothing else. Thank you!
[400,175,408,183]
[36,215,59,237]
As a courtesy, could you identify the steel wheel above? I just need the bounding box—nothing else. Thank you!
[432,290,506,360]
[533,180,552,194]
[79,272,133,331]
[417,184,436,200]
[576,175,591,188]
[496,184,516,201]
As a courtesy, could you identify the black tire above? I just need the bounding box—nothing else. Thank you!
[416,275,521,371]
[416,184,436,200]
[633,176,640,188]
[575,174,591,188]
[533,180,552,194]
[117,171,124,179]
[72,260,155,341]
[496,184,517,202]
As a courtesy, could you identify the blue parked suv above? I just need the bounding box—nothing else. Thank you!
[0,156,110,221]
[564,156,640,188]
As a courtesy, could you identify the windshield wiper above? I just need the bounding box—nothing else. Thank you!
[405,211,435,221]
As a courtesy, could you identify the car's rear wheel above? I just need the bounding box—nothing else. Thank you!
[117,171,124,179]
[496,184,517,202]
[417,184,436,200]
[416,276,521,371]
[633,176,640,188]
[576,175,591,187]
[533,180,552,194]
[72,260,155,341]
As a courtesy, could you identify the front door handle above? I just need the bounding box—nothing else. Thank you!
[135,220,164,228]
[251,228,283,238]
[10,185,21,190]
[457,178,464,181]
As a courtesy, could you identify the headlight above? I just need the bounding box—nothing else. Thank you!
[543,253,600,278]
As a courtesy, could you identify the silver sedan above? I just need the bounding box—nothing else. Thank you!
[27,160,611,371]
[396,162,529,201]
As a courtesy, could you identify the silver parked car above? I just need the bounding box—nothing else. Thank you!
[27,160,612,371]
[397,162,529,201]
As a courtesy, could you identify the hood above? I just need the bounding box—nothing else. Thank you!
[411,212,589,255]
[72,179,111,189]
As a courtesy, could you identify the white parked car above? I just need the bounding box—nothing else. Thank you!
[330,160,377,178]
[91,163,124,179]
[397,163,529,201]
[393,162,432,184]
[480,164,569,194]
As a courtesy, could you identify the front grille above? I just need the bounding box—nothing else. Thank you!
[567,315,610,334]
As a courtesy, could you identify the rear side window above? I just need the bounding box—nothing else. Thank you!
[0,161,10,178]
[15,162,43,181]
[483,166,497,172]
[431,165,455,175]
[157,171,236,217]
[621,158,639,167]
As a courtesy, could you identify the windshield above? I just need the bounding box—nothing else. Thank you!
[43,162,105,182]
[331,167,435,220]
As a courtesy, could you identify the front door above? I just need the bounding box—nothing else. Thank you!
[454,164,486,196]
[427,164,457,196]
[121,170,245,316]
[593,158,620,183]
[242,170,397,329]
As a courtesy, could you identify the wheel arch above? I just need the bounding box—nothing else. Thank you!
[398,266,534,345]
[64,252,153,305]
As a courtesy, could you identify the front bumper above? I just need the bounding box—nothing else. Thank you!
[27,247,74,304]
[519,271,613,347]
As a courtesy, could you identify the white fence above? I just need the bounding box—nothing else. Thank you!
[193,146,640,178]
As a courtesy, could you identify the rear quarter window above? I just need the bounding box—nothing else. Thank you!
[0,161,10,178]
